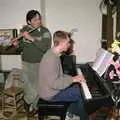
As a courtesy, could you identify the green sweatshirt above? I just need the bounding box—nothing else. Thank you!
[19,25,51,63]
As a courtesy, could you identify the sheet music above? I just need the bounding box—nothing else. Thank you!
[92,48,114,76]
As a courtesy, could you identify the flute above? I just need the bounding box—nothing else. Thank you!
[11,26,39,44]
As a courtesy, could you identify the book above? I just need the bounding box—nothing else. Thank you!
[92,48,114,76]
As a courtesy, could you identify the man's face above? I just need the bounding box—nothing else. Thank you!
[29,14,41,28]
[60,37,70,52]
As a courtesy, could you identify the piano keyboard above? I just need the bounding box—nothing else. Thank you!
[77,68,92,99]
[90,87,102,98]
[81,82,92,99]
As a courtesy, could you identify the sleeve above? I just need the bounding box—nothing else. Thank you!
[18,38,25,51]
[46,56,73,90]
[51,74,73,90]
[18,26,30,51]
[32,29,52,53]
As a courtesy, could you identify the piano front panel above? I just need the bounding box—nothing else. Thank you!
[77,63,113,114]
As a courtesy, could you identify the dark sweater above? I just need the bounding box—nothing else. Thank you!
[19,25,51,63]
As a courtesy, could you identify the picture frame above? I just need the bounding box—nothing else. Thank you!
[0,29,17,46]
[0,29,20,54]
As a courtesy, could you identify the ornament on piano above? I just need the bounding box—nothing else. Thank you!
[109,32,120,54]
[104,56,120,81]
[104,35,120,81]
[111,40,120,54]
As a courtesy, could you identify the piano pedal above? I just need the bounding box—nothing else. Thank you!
[89,110,100,120]
[89,113,96,120]
[89,107,109,120]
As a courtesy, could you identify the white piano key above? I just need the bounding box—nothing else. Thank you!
[81,82,92,99]
[77,68,92,99]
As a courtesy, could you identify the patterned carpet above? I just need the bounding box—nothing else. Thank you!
[0,93,112,120]
[0,83,112,120]
[0,83,60,120]
[0,108,110,120]
[0,110,60,120]
[0,95,110,120]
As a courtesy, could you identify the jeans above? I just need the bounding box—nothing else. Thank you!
[52,84,88,120]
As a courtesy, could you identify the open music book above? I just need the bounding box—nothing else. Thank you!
[92,48,114,77]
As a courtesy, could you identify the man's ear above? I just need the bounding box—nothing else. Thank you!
[28,20,31,25]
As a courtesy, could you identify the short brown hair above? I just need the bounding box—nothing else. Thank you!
[53,31,69,46]
[26,10,41,25]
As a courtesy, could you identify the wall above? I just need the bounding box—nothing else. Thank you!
[0,0,41,30]
[45,0,102,63]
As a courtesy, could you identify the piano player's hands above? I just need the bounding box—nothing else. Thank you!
[72,74,86,83]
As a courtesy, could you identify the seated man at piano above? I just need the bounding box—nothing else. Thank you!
[38,30,89,120]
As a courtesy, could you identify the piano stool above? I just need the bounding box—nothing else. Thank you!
[37,98,71,120]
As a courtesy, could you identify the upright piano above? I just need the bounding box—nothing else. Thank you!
[77,63,113,114]
[60,55,114,114]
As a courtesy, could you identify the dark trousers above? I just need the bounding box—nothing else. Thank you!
[52,84,88,120]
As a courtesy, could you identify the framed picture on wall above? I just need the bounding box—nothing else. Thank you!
[0,29,17,45]
[0,29,20,54]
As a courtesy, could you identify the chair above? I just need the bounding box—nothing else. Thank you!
[2,69,24,116]
[2,87,24,111]
[37,98,70,120]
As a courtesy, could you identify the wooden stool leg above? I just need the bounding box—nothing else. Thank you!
[60,116,65,120]
[38,116,44,120]
[60,114,66,120]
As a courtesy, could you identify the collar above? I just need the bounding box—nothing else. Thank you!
[37,28,41,31]
[28,25,41,31]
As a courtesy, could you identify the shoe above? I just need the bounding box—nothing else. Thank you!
[28,108,38,117]
[24,101,30,114]
[65,112,80,120]
[24,101,38,117]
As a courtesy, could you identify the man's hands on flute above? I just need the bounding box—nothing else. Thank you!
[12,40,19,48]
[22,32,34,43]
[11,31,35,48]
